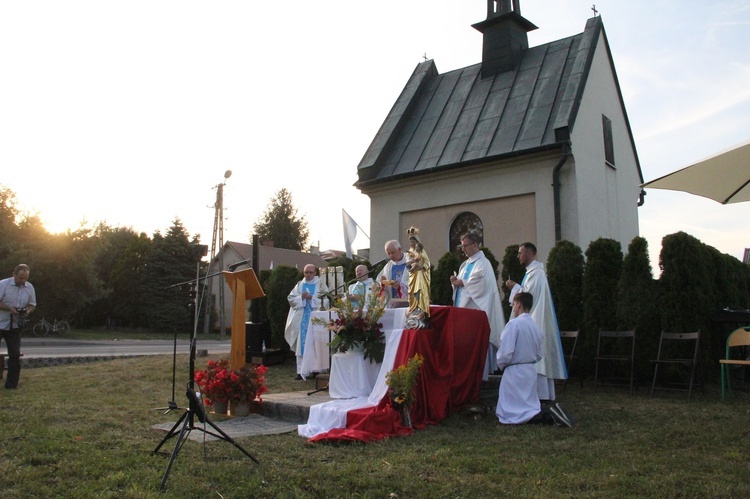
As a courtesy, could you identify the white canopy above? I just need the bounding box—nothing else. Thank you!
[642,139,750,205]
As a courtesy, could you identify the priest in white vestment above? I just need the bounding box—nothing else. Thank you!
[285,264,328,379]
[506,242,567,401]
[450,233,506,380]
[376,240,409,307]
[347,264,374,310]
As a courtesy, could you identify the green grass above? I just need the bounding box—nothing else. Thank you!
[1,353,750,498]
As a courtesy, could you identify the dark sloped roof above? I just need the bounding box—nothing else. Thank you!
[356,16,624,187]
[213,241,327,271]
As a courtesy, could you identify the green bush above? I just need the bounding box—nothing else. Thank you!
[481,246,500,279]
[547,240,584,332]
[581,238,623,374]
[431,251,461,305]
[617,236,660,379]
[660,232,719,378]
[264,265,302,350]
[659,232,714,334]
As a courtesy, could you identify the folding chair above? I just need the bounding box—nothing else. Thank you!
[650,331,700,401]
[557,330,581,391]
[719,326,750,401]
[594,329,636,394]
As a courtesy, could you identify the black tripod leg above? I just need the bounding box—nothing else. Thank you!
[158,411,193,491]
[307,384,329,396]
[152,410,188,455]
[200,417,259,464]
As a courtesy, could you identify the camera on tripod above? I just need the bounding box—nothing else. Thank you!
[16,308,27,328]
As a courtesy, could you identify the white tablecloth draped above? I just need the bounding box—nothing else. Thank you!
[298,328,405,438]
[299,308,408,380]
[328,350,381,398]
[299,311,335,376]
[298,308,409,438]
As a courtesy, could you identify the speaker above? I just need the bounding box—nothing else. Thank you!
[245,321,270,353]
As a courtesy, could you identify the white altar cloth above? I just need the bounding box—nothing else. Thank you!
[298,328,404,438]
[328,350,381,398]
[299,311,334,376]
[299,308,408,380]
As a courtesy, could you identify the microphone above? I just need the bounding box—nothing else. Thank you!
[228,259,251,271]
[368,258,388,271]
[347,258,388,285]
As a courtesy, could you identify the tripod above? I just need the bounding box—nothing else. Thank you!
[152,248,259,491]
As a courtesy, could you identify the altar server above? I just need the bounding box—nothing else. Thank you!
[505,242,567,402]
[496,292,572,427]
[450,232,506,380]
[285,264,328,380]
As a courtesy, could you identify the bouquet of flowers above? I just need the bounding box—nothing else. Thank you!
[314,283,387,364]
[386,353,424,409]
[194,359,268,406]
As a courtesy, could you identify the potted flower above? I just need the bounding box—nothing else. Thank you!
[226,363,269,416]
[194,359,232,413]
[314,286,387,364]
[194,359,268,416]
[385,353,424,427]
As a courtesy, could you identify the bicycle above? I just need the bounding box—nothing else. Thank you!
[32,317,71,337]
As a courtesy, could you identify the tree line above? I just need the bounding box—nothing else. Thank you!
[0,185,202,331]
[4,183,749,382]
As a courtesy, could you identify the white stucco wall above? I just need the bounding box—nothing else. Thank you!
[363,150,565,263]
[568,31,641,251]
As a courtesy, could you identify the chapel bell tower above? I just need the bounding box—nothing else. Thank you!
[472,0,538,78]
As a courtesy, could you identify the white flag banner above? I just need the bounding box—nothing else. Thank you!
[342,209,358,259]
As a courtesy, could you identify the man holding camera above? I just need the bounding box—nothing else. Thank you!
[0,264,36,389]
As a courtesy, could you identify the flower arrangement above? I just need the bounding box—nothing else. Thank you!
[386,353,424,409]
[194,359,268,406]
[313,283,387,364]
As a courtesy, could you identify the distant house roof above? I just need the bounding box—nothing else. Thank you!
[356,15,643,188]
[212,241,327,272]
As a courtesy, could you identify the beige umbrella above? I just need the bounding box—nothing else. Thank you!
[641,139,750,204]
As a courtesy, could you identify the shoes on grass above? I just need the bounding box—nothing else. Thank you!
[294,374,303,381]
[549,402,574,428]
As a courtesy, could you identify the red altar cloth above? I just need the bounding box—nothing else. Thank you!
[308,306,490,443]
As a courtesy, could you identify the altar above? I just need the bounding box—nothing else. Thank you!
[298,306,491,442]
[300,308,408,397]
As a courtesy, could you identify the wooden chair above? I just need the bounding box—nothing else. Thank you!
[558,330,581,391]
[719,327,750,401]
[650,331,700,401]
[594,329,636,394]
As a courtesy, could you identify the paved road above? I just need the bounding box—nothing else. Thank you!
[15,337,231,359]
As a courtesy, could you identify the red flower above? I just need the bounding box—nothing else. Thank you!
[194,359,268,405]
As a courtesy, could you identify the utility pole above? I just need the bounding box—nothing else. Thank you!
[204,170,232,337]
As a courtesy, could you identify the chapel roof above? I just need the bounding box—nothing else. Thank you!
[356,14,641,187]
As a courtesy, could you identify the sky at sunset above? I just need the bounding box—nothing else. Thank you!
[1,1,748,271]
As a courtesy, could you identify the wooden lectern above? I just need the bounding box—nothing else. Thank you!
[222,268,265,370]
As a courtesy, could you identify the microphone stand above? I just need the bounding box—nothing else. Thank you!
[152,258,259,491]
[153,267,228,414]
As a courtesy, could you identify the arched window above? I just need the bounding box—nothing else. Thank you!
[450,212,484,253]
